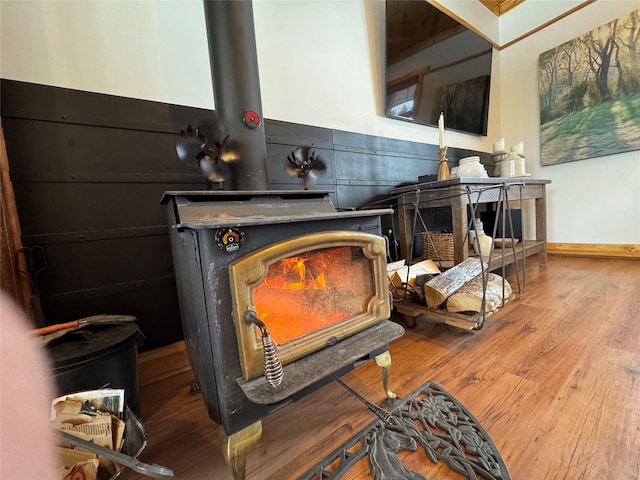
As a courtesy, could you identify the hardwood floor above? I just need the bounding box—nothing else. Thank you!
[130,256,640,480]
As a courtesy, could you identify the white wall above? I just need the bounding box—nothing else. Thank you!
[0,0,496,149]
[0,0,214,108]
[496,1,640,244]
[1,0,638,244]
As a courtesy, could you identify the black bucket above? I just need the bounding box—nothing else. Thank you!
[46,323,143,414]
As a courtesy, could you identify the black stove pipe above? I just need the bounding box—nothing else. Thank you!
[203,0,269,191]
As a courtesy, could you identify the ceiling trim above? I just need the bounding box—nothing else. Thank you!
[428,1,497,49]
[497,0,596,50]
[431,0,596,51]
[480,0,525,16]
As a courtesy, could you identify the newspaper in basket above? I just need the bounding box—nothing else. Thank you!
[51,389,169,479]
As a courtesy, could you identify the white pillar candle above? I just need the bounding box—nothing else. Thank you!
[511,141,524,155]
[493,138,505,153]
[438,112,445,148]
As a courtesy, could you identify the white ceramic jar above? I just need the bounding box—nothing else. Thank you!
[474,231,494,262]
[500,159,514,177]
[456,156,488,178]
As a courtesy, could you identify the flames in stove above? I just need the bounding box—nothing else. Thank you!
[252,246,373,346]
[263,255,327,291]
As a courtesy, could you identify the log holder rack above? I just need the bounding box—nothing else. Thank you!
[392,182,525,330]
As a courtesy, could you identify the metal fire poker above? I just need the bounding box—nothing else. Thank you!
[58,430,174,478]
[331,374,394,424]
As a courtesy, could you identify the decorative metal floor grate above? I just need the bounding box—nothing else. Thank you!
[298,381,510,480]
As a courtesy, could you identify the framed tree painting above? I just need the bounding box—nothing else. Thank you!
[538,9,640,166]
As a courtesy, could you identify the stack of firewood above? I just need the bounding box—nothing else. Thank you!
[388,257,513,314]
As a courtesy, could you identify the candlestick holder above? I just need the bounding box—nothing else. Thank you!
[438,147,450,181]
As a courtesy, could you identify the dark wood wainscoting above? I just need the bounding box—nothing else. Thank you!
[1,79,486,349]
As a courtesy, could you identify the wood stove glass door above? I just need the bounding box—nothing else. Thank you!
[229,231,390,381]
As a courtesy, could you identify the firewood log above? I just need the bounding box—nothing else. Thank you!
[388,259,440,288]
[446,273,513,313]
[423,258,485,308]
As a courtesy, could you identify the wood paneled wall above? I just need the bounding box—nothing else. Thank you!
[0,79,487,349]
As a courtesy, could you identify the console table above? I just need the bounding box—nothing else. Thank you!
[390,178,551,271]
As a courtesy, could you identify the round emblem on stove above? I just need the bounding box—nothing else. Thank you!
[242,110,261,129]
[215,227,245,253]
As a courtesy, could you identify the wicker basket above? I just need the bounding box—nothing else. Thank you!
[421,232,455,261]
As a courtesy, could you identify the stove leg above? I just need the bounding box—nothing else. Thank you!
[375,350,396,399]
[218,421,262,480]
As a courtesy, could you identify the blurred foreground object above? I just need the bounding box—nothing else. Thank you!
[0,290,59,477]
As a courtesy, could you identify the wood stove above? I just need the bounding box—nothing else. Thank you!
[162,2,405,477]
[162,190,404,478]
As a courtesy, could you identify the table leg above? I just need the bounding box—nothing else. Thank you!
[397,193,414,261]
[535,188,547,266]
[451,193,468,264]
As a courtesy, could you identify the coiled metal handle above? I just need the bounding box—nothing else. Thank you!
[260,332,284,387]
[244,310,283,387]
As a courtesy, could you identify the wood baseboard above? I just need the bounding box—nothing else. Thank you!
[547,243,640,259]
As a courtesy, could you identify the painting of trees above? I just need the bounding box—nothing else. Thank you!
[538,9,640,165]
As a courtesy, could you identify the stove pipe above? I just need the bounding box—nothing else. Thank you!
[203,0,269,191]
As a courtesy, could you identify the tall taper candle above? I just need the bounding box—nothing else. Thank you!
[438,112,445,148]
